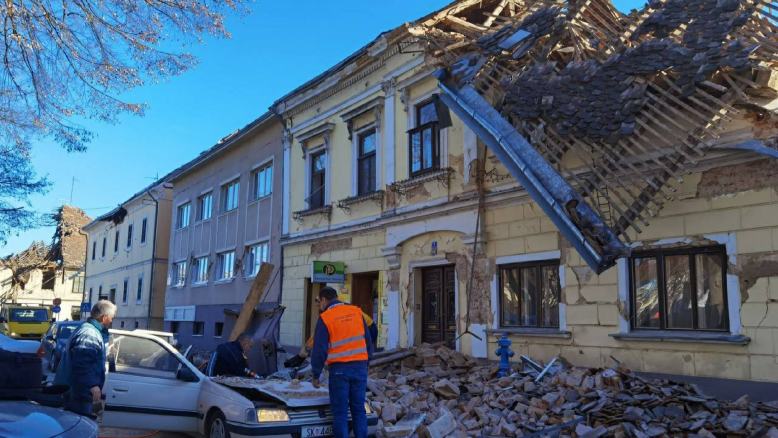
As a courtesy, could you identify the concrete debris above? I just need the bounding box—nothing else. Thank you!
[369,344,778,437]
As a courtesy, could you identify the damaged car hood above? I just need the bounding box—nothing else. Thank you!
[212,376,331,408]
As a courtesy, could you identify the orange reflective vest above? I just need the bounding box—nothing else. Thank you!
[320,303,369,365]
[306,311,373,350]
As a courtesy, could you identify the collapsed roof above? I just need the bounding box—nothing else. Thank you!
[409,0,778,272]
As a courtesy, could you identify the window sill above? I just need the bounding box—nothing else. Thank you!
[388,168,454,197]
[192,282,208,288]
[337,191,384,212]
[488,328,572,339]
[293,205,332,222]
[610,331,750,345]
[214,278,235,285]
[250,194,272,205]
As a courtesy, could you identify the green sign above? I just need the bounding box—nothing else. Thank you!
[312,261,346,283]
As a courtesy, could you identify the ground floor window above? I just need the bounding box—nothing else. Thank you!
[169,321,179,334]
[193,321,204,336]
[630,245,728,331]
[214,322,224,338]
[499,260,561,328]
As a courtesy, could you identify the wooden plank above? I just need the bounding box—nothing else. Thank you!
[229,263,274,341]
[445,15,487,35]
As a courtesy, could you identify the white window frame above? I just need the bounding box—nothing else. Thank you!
[491,250,567,332]
[197,191,213,222]
[217,250,236,281]
[222,179,240,213]
[176,202,191,229]
[193,256,209,285]
[245,242,270,278]
[172,260,187,288]
[251,158,274,201]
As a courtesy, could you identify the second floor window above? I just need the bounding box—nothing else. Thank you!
[309,150,326,209]
[409,99,441,177]
[357,130,377,195]
[173,261,187,287]
[197,193,213,221]
[101,238,106,258]
[177,203,191,229]
[223,180,240,212]
[114,230,120,252]
[631,246,728,331]
[247,242,269,277]
[92,241,96,260]
[136,277,143,303]
[141,218,148,243]
[126,224,133,248]
[500,260,561,328]
[194,256,208,284]
[253,164,273,199]
[217,251,235,280]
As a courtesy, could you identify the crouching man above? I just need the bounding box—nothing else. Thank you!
[213,332,259,378]
[55,300,115,418]
[311,287,372,438]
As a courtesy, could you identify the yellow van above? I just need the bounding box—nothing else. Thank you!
[0,305,52,340]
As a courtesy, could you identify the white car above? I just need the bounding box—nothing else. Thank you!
[103,329,378,438]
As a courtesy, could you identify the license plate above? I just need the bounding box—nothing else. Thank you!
[301,425,333,437]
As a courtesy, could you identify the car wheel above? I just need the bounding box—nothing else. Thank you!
[207,410,230,438]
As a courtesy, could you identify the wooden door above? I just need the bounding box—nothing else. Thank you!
[421,266,456,347]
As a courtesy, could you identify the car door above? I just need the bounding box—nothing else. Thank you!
[102,333,202,432]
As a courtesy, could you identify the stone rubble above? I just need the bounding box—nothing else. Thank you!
[368,344,778,437]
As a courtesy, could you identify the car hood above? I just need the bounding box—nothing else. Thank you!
[0,401,97,437]
[212,376,331,408]
[0,335,40,354]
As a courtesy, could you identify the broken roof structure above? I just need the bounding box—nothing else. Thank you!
[403,0,778,272]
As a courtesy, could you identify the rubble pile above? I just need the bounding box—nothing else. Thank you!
[368,344,778,438]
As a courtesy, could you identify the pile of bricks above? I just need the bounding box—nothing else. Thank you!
[368,344,778,438]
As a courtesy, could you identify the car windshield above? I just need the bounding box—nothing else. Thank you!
[9,309,49,323]
[58,325,78,339]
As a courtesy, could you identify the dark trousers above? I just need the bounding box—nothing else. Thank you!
[64,392,94,418]
[328,361,368,438]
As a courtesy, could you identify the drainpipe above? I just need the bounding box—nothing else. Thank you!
[145,188,160,330]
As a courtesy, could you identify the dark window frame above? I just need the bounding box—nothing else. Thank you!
[136,277,143,303]
[309,149,327,209]
[357,129,377,196]
[498,259,561,329]
[114,230,120,253]
[192,321,204,336]
[408,99,441,177]
[214,322,224,338]
[101,238,106,258]
[122,279,128,304]
[126,224,133,248]
[629,245,729,332]
[92,242,96,260]
[140,218,148,243]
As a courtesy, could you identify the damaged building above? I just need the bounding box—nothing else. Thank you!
[83,182,173,330]
[275,0,778,383]
[0,205,91,320]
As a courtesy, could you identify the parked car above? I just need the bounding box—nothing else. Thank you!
[38,321,80,372]
[0,400,98,437]
[103,329,378,438]
[1,331,97,438]
[0,305,52,340]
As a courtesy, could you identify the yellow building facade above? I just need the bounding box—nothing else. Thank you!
[275,1,778,382]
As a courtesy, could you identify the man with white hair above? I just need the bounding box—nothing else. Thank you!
[55,299,116,418]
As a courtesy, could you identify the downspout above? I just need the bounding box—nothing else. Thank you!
[146,188,160,330]
[77,227,90,321]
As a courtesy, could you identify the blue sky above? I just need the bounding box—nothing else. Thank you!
[2,0,643,256]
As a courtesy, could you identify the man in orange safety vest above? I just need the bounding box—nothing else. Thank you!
[311,286,372,438]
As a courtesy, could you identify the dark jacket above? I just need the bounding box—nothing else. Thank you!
[311,300,373,379]
[213,340,249,377]
[54,319,109,402]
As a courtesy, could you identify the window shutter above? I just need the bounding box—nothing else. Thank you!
[433,94,453,129]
